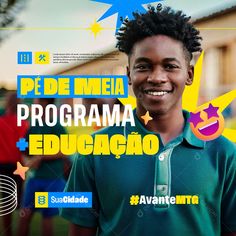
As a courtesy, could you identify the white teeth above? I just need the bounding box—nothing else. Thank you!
[147,91,168,96]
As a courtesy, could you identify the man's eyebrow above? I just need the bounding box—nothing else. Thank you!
[163,57,181,64]
[133,57,181,64]
[134,57,152,63]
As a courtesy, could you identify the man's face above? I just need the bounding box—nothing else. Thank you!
[128,35,193,116]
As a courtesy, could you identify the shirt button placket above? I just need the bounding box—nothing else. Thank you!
[154,149,172,208]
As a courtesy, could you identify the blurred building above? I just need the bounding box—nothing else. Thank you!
[194,4,236,101]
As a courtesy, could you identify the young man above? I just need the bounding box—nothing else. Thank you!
[60,6,236,236]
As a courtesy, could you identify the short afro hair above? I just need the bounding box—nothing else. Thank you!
[116,5,202,60]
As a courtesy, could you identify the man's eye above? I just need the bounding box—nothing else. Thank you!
[134,64,151,71]
[164,64,179,70]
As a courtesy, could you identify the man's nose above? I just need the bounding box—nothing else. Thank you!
[147,66,167,83]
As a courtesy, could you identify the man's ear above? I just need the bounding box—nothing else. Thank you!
[186,65,194,86]
[127,66,132,85]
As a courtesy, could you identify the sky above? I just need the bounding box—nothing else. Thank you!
[0,0,236,88]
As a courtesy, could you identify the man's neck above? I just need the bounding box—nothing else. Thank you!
[137,108,185,145]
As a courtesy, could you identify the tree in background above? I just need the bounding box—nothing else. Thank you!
[0,0,27,44]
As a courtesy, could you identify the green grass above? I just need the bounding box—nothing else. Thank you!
[0,211,69,236]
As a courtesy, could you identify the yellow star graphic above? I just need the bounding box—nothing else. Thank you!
[87,20,103,38]
[13,162,29,180]
[141,111,153,125]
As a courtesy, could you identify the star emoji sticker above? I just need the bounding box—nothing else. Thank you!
[141,111,153,125]
[13,162,29,180]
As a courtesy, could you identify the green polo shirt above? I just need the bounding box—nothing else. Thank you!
[60,110,236,236]
[26,122,67,179]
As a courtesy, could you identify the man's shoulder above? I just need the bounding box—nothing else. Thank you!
[206,135,236,156]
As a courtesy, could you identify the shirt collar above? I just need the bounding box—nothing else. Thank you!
[126,109,205,149]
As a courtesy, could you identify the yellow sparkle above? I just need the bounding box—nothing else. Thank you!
[13,162,29,180]
[87,21,103,37]
[141,111,153,125]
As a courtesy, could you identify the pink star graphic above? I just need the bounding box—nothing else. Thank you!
[188,111,203,127]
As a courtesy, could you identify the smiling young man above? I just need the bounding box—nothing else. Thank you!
[61,6,236,236]
[127,34,194,145]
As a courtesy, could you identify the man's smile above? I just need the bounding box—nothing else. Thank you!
[143,88,173,97]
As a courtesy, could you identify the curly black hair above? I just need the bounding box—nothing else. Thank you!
[116,5,202,61]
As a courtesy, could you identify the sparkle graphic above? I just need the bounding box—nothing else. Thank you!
[141,111,153,125]
[87,20,104,37]
[13,162,29,180]
[203,103,219,119]
[91,0,161,32]
[188,112,203,127]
